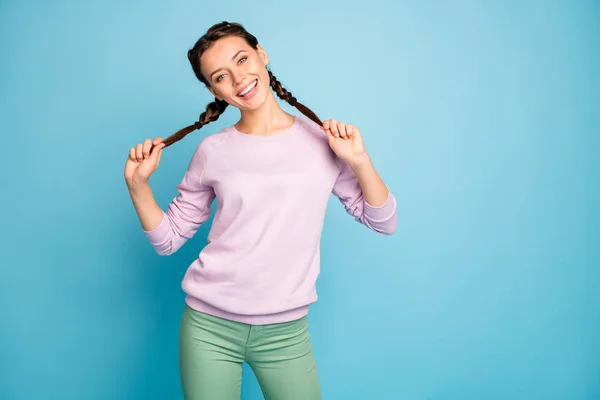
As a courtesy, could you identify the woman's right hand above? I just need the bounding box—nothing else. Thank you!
[124,137,165,188]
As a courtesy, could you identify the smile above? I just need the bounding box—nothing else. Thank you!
[237,79,258,98]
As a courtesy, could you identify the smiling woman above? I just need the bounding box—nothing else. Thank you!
[202,37,281,114]
[149,22,323,149]
[123,21,397,400]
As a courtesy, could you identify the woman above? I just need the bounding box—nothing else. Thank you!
[124,21,397,400]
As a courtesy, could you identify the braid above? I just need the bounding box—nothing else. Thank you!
[151,22,324,152]
[268,70,296,105]
[268,70,323,127]
[154,72,320,152]
[155,98,228,150]
[198,98,229,127]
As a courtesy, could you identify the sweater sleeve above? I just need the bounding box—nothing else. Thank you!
[143,141,216,255]
[331,159,397,235]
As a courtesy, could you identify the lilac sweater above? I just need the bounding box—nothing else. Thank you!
[144,115,397,324]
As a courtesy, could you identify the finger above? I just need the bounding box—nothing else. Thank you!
[153,137,164,145]
[142,138,152,159]
[329,119,339,137]
[129,147,137,161]
[346,124,356,137]
[151,141,165,154]
[338,123,348,139]
[320,120,330,133]
[135,143,144,162]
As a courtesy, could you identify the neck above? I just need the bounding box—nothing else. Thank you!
[235,91,295,136]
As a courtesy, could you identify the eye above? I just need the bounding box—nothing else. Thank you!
[238,56,247,64]
[216,74,225,82]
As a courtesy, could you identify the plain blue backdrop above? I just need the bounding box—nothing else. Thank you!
[1,0,598,399]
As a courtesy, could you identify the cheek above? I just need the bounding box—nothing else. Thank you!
[249,57,267,76]
[208,87,228,102]
[256,65,270,87]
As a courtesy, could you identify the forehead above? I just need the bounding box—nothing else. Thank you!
[201,36,253,71]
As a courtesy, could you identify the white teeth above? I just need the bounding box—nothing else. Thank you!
[239,80,257,96]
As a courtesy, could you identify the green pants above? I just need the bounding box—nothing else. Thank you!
[179,305,322,399]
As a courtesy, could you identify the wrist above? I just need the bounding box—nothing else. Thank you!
[349,152,372,172]
[126,177,149,193]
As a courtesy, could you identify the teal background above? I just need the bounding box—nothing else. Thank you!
[1,0,598,399]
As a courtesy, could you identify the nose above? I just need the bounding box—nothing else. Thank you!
[231,69,245,86]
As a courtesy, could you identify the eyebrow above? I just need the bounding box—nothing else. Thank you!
[209,50,247,80]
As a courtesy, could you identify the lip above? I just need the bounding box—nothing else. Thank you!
[236,79,258,98]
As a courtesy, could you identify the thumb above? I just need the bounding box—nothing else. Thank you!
[325,129,336,143]
[149,143,165,164]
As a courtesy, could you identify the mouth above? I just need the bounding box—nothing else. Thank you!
[236,79,258,99]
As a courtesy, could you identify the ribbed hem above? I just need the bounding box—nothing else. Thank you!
[364,190,397,222]
[184,295,310,325]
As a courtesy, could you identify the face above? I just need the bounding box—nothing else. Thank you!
[200,36,270,110]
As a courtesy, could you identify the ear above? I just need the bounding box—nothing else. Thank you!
[207,86,223,101]
[256,44,269,66]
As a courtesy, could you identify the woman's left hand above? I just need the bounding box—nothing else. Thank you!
[321,119,368,168]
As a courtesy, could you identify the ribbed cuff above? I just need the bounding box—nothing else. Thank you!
[364,190,397,222]
[143,211,170,246]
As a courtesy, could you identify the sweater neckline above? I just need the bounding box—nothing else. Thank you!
[228,116,299,142]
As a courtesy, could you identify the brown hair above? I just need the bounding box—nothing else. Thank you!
[158,21,322,149]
